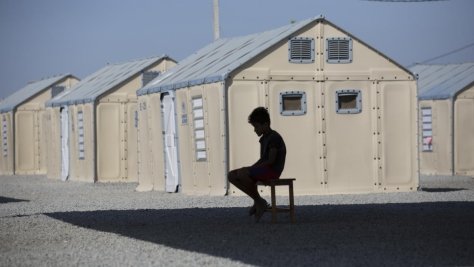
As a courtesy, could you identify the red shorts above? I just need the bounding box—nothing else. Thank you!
[248,165,280,182]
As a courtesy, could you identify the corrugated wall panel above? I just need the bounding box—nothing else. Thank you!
[15,111,36,173]
[454,99,474,175]
[268,81,323,195]
[324,81,374,193]
[127,102,139,182]
[46,108,61,179]
[97,103,121,180]
[136,96,153,191]
[176,89,194,194]
[148,94,165,190]
[380,82,418,189]
[419,100,452,175]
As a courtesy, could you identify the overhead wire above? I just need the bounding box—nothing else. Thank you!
[420,41,474,64]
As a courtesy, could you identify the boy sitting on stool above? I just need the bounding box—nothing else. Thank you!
[228,107,287,222]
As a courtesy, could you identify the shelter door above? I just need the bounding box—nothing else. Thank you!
[161,92,180,192]
[60,107,69,181]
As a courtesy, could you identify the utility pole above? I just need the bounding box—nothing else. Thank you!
[213,0,220,40]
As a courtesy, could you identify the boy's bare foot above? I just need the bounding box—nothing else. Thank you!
[254,199,269,222]
[248,204,256,216]
[249,199,270,216]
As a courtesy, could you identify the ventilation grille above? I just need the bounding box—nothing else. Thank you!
[51,86,65,98]
[142,71,161,87]
[326,37,353,63]
[288,37,314,63]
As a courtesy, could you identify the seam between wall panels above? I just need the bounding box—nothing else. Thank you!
[264,81,269,109]
[220,81,229,195]
[317,21,324,73]
[122,102,128,180]
[316,81,325,189]
[319,81,328,188]
[147,99,154,189]
[370,81,380,190]
[377,81,386,189]
[377,82,383,189]
[35,110,40,174]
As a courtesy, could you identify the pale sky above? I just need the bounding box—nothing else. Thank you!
[1,0,473,99]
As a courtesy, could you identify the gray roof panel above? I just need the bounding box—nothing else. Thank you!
[137,18,316,95]
[410,63,474,100]
[0,74,73,113]
[48,56,168,107]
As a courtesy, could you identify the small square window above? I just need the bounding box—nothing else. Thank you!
[335,90,362,114]
[280,91,307,116]
[288,37,315,64]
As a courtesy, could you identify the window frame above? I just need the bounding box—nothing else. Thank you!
[2,115,7,158]
[279,91,307,116]
[335,89,362,114]
[421,107,433,152]
[192,96,207,161]
[326,37,353,64]
[288,37,315,64]
[77,110,85,160]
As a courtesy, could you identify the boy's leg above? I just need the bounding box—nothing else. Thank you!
[229,168,269,222]
[228,167,261,201]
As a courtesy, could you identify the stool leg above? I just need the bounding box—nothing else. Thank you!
[271,184,277,223]
[289,182,295,223]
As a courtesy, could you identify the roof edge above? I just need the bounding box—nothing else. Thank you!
[1,74,76,112]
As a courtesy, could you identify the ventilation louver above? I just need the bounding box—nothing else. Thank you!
[326,37,353,63]
[288,37,315,63]
[142,71,161,87]
[51,86,65,98]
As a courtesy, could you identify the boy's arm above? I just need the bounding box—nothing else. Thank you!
[253,147,278,167]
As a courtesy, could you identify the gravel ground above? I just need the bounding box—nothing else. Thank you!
[1,175,473,266]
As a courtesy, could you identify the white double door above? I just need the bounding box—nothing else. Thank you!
[60,106,69,181]
[161,92,180,192]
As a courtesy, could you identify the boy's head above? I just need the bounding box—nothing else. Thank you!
[248,107,271,136]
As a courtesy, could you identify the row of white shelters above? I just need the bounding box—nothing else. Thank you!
[46,56,176,182]
[411,62,474,176]
[0,75,79,175]
[136,17,419,195]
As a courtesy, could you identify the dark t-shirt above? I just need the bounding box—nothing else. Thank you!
[255,129,286,174]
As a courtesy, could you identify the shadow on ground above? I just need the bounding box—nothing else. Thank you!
[46,202,474,266]
[421,188,466,193]
[0,196,29,204]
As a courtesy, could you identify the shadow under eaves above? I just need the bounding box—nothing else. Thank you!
[45,202,474,266]
[0,196,29,204]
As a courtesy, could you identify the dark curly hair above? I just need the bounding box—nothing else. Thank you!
[248,107,270,125]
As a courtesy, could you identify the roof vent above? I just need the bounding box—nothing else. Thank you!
[51,86,65,98]
[326,37,353,64]
[142,71,161,87]
[288,37,315,64]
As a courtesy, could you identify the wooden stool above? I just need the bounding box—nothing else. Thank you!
[258,178,296,223]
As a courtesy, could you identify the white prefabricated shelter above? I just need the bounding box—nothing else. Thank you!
[46,56,176,182]
[411,63,474,176]
[137,17,419,195]
[0,75,79,175]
